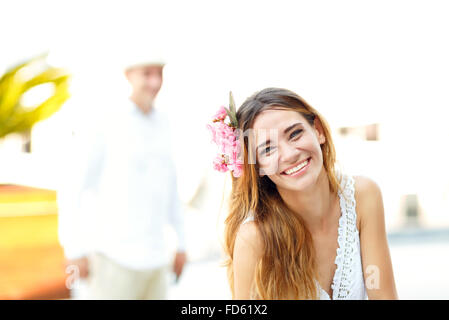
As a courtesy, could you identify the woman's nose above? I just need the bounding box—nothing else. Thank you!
[279,143,301,165]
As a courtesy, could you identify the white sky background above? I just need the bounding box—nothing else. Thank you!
[1,0,449,206]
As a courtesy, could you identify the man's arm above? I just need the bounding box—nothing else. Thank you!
[167,164,187,279]
[57,125,106,277]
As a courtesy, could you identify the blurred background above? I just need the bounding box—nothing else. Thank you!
[1,0,449,300]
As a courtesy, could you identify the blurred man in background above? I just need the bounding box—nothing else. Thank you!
[58,49,187,299]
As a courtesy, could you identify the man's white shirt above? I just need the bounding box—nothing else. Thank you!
[58,99,185,270]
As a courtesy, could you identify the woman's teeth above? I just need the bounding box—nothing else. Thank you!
[284,158,309,175]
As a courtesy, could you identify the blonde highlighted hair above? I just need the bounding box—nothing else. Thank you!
[224,88,341,299]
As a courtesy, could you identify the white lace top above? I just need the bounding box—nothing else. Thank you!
[242,172,368,300]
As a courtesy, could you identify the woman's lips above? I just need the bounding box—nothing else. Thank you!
[281,157,312,177]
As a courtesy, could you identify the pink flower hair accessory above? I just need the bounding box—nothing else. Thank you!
[207,92,243,178]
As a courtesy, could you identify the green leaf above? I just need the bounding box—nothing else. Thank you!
[227,91,238,128]
[229,91,236,114]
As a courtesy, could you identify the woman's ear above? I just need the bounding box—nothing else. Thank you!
[314,117,326,145]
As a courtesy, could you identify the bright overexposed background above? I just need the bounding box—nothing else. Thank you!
[1,0,449,299]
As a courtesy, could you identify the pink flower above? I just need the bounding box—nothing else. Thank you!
[208,105,243,178]
[229,159,243,178]
[221,138,235,156]
[232,163,243,178]
[206,124,218,144]
[213,155,228,172]
[218,122,233,138]
[213,106,228,122]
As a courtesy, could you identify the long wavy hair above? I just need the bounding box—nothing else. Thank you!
[224,88,342,299]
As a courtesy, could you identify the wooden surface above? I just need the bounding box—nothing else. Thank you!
[0,185,70,299]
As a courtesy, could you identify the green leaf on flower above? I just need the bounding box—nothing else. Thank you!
[227,91,238,128]
[224,106,231,119]
[229,91,236,114]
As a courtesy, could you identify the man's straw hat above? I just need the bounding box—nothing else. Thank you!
[120,45,166,71]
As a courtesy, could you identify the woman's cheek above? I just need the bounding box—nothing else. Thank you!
[258,157,280,176]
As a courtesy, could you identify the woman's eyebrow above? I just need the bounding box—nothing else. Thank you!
[283,122,303,135]
[256,123,304,152]
[257,139,271,152]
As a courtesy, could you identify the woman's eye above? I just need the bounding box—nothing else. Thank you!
[261,146,275,156]
[290,129,303,139]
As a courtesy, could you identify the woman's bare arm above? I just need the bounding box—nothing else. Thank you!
[232,221,263,299]
[355,176,399,299]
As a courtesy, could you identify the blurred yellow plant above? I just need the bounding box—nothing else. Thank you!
[0,54,70,139]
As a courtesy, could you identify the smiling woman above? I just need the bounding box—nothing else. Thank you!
[220,88,398,300]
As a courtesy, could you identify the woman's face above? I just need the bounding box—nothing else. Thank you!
[252,108,326,193]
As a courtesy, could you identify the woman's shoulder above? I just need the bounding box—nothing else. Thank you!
[352,175,384,230]
[353,175,382,201]
[233,219,263,299]
[235,219,263,258]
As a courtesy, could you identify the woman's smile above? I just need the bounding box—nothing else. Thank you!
[281,157,312,177]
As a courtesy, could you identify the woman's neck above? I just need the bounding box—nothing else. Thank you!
[278,168,338,234]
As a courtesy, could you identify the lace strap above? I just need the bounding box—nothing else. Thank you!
[331,173,359,299]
